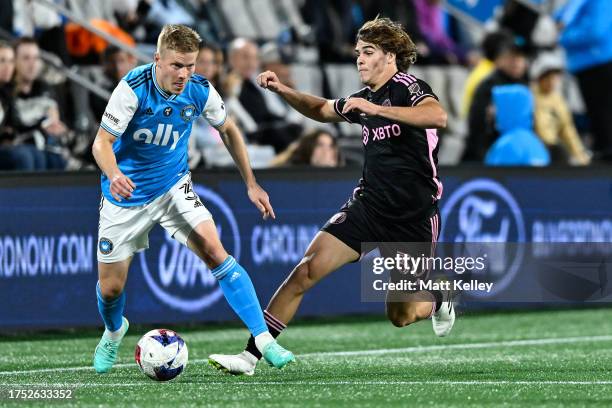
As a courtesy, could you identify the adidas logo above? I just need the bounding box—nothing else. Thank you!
[229,271,241,282]
[144,107,154,115]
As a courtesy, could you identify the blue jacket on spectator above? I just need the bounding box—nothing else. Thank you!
[485,84,550,167]
[556,0,612,73]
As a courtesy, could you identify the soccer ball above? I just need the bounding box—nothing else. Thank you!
[135,329,188,381]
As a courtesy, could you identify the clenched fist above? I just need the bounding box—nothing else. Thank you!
[256,71,284,93]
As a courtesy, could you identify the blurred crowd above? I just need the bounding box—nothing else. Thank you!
[0,0,611,172]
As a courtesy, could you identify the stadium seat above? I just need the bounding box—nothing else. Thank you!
[323,64,363,137]
[248,0,284,41]
[203,144,276,169]
[217,0,260,39]
[277,0,312,40]
[290,63,335,132]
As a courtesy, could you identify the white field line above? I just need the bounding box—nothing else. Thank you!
[2,381,612,387]
[1,334,611,377]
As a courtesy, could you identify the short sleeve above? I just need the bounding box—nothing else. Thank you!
[100,80,138,137]
[333,98,360,123]
[408,79,438,107]
[202,84,227,128]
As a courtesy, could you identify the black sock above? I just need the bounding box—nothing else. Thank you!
[244,310,286,360]
[429,290,443,312]
[244,335,261,359]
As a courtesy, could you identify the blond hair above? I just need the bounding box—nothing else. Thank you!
[356,17,417,72]
[157,25,201,55]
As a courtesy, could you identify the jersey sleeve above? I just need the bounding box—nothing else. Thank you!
[408,78,439,107]
[202,84,227,128]
[333,88,368,123]
[99,80,138,137]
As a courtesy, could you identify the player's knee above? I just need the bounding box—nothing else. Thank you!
[99,280,125,300]
[207,248,230,268]
[196,241,228,268]
[187,226,228,267]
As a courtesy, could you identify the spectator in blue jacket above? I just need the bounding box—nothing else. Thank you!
[485,84,550,167]
[556,0,612,162]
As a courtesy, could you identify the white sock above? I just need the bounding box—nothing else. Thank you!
[104,322,124,341]
[254,331,275,354]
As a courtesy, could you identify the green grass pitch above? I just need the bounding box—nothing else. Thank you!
[1,308,612,407]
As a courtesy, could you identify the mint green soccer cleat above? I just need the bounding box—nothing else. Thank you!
[262,341,295,369]
[93,317,129,374]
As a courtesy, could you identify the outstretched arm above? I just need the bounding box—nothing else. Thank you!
[256,70,342,123]
[341,97,447,129]
[216,117,275,220]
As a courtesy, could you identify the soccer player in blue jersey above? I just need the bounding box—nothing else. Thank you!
[91,24,294,374]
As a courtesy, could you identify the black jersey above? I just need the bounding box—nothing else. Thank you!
[333,71,443,222]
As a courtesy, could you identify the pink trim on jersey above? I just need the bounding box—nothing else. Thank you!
[334,99,354,123]
[394,73,436,106]
[428,301,436,318]
[433,214,438,242]
[430,213,439,244]
[393,72,416,85]
[426,129,443,201]
[430,213,439,260]
[392,77,411,87]
[434,214,440,243]
[430,217,435,244]
[397,73,417,83]
[412,93,435,107]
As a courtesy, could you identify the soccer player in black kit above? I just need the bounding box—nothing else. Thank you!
[209,17,453,376]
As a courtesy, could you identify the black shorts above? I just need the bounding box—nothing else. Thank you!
[321,197,441,257]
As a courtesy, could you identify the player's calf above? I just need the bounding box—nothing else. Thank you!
[282,255,319,296]
[94,276,129,374]
[386,305,417,327]
[386,300,432,327]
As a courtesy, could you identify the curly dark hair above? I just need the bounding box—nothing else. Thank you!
[356,17,417,72]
